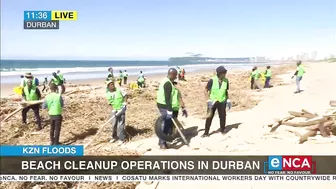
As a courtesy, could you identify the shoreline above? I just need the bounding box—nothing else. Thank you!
[0,62,297,98]
[0,61,297,85]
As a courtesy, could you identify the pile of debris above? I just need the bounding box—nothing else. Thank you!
[268,100,336,143]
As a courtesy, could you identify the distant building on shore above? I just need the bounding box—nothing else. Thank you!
[311,51,317,60]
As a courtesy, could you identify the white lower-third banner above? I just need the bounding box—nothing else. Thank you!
[1,175,336,182]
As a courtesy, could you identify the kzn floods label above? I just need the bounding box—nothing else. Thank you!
[24,20,59,30]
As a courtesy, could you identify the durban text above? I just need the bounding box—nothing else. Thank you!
[212,161,260,170]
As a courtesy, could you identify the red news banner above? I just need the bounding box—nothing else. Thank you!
[265,156,318,174]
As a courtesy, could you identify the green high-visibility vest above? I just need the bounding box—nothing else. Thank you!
[24,86,39,101]
[138,76,145,83]
[119,73,123,78]
[106,89,124,111]
[172,88,180,111]
[251,70,260,79]
[297,65,305,77]
[45,92,63,115]
[23,78,36,87]
[265,69,272,77]
[58,73,64,81]
[52,77,61,85]
[210,76,228,103]
[156,78,174,105]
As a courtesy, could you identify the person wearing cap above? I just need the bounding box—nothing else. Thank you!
[123,70,128,85]
[21,79,42,130]
[23,73,37,87]
[42,82,64,145]
[106,80,127,145]
[202,66,232,137]
[156,68,178,149]
[107,67,114,81]
[291,60,305,94]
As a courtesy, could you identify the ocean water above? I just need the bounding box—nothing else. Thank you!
[0,60,279,84]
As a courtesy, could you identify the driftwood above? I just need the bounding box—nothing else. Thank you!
[299,130,318,144]
[305,120,334,131]
[64,86,102,95]
[268,106,336,143]
[2,108,23,122]
[330,100,336,107]
[1,100,45,122]
[20,100,44,107]
[269,116,295,132]
[288,111,317,119]
[286,129,318,144]
[1,86,102,123]
[282,116,328,127]
[301,109,317,115]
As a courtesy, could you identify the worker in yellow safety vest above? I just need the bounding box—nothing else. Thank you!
[21,79,42,130]
[123,70,128,85]
[291,60,305,94]
[106,80,128,146]
[42,82,64,145]
[250,66,261,90]
[264,66,272,88]
[202,66,232,137]
[156,68,178,149]
[50,72,65,94]
[137,72,146,88]
[172,81,188,117]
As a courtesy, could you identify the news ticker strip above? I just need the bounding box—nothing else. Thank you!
[1,155,336,175]
[23,10,77,30]
[1,175,336,182]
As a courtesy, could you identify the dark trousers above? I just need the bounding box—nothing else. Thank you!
[123,77,128,85]
[50,115,62,145]
[112,112,126,141]
[264,77,271,88]
[204,102,226,135]
[137,81,145,88]
[42,84,47,92]
[250,78,255,89]
[158,108,178,145]
[22,104,41,129]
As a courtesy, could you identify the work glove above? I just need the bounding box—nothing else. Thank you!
[182,108,188,118]
[122,102,127,111]
[207,99,216,109]
[112,110,117,115]
[226,99,232,111]
[166,110,173,119]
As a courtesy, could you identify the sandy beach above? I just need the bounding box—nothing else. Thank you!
[1,62,336,189]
